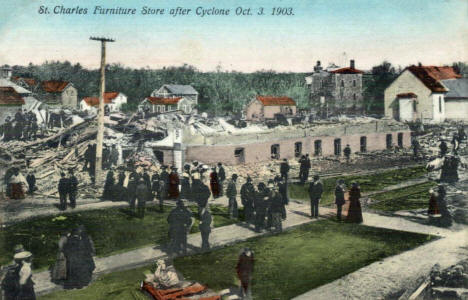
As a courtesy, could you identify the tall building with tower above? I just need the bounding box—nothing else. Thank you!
[305,60,364,117]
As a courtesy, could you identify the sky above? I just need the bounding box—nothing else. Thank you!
[0,0,466,72]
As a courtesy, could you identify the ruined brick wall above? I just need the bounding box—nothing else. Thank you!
[308,72,363,114]
[185,130,411,165]
[331,73,363,113]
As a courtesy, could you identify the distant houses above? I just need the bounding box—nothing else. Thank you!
[139,96,193,114]
[384,65,467,123]
[80,92,127,113]
[245,95,297,121]
[139,84,199,114]
[0,87,25,123]
[40,80,78,108]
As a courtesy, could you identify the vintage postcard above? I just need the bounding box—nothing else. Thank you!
[0,0,467,299]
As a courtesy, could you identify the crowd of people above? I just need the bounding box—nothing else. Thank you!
[1,110,38,142]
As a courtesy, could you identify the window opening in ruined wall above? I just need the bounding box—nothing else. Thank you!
[334,138,341,155]
[271,144,280,159]
[386,134,393,149]
[314,140,322,156]
[397,133,403,148]
[295,142,302,157]
[360,136,367,152]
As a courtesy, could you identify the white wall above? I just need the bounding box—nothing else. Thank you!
[445,100,468,122]
[432,93,445,123]
[398,99,414,122]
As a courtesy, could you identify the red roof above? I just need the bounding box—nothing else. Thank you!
[256,96,296,106]
[41,80,70,93]
[407,66,461,93]
[330,67,364,74]
[82,92,120,107]
[397,93,417,98]
[0,87,25,105]
[12,77,37,88]
[145,97,182,105]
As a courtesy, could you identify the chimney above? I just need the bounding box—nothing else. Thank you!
[350,59,355,69]
[314,60,323,72]
[0,65,12,80]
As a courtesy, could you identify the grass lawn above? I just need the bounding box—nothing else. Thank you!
[174,220,434,300]
[40,220,434,300]
[0,204,237,271]
[289,166,427,205]
[367,182,437,212]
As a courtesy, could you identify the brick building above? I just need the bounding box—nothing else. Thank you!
[152,119,411,166]
[305,60,364,117]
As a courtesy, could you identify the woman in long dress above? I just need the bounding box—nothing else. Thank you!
[210,168,220,198]
[427,188,440,215]
[51,232,68,284]
[346,182,363,223]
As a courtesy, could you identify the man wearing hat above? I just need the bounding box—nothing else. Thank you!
[268,182,284,232]
[217,163,226,196]
[334,179,346,221]
[241,177,256,224]
[308,175,323,218]
[68,169,78,209]
[280,159,290,181]
[226,174,239,219]
[1,249,35,300]
[344,144,351,164]
[160,166,170,200]
[58,172,69,210]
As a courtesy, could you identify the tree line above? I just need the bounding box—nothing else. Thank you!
[11,61,466,115]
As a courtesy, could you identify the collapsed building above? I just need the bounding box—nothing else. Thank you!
[151,118,411,167]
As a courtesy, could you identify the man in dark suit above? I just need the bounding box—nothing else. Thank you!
[280,159,290,181]
[68,169,78,209]
[58,173,69,210]
[308,175,323,218]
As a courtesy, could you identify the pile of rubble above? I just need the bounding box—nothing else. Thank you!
[427,260,468,299]
[414,122,467,158]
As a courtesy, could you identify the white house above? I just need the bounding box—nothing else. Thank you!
[442,78,468,122]
[139,96,193,114]
[384,65,462,123]
[151,84,198,110]
[80,92,127,113]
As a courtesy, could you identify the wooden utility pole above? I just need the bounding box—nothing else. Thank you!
[90,36,115,183]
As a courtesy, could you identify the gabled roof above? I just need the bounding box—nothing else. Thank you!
[256,96,296,106]
[41,80,71,93]
[82,92,120,106]
[161,84,198,95]
[145,97,182,105]
[397,92,418,98]
[442,78,468,99]
[0,87,25,105]
[0,78,32,95]
[11,77,37,88]
[407,66,461,93]
[330,67,364,74]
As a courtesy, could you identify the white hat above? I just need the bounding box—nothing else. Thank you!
[14,251,32,260]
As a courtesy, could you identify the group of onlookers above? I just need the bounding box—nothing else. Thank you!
[1,110,38,142]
